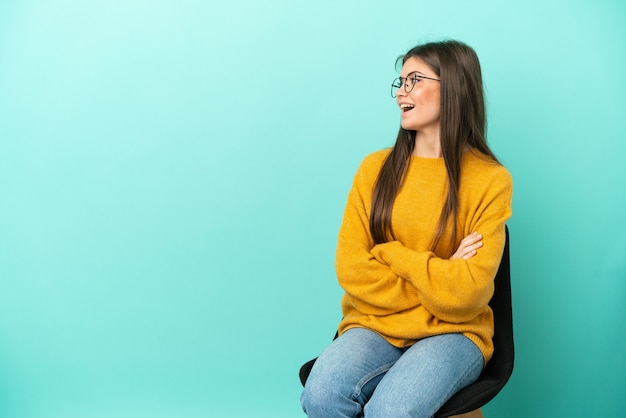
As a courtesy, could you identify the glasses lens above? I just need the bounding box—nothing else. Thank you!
[391,78,401,98]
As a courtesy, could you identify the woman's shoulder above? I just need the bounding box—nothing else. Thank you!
[461,150,513,203]
[363,148,391,164]
[356,148,391,175]
[463,149,512,181]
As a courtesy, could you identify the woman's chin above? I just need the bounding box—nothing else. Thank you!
[400,121,417,131]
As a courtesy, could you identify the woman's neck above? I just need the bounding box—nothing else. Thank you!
[412,131,442,158]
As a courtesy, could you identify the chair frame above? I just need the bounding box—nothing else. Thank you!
[299,227,513,417]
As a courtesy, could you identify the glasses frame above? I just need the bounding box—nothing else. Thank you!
[391,72,440,98]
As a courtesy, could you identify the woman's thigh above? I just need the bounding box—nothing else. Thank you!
[365,333,483,418]
[301,328,402,417]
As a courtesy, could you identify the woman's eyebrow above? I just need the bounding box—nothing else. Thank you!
[402,70,427,78]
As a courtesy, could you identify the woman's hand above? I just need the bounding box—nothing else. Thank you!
[450,232,483,260]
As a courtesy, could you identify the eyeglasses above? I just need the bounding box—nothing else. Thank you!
[391,72,440,98]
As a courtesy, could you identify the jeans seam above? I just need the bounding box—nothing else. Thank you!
[351,361,396,401]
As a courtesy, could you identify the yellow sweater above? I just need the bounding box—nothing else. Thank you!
[336,149,512,363]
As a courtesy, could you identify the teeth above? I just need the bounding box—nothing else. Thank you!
[400,104,415,109]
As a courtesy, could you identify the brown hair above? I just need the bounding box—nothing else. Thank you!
[370,40,499,248]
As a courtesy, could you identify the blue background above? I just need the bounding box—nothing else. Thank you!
[1,0,625,417]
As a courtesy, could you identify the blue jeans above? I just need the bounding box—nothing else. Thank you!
[300,328,483,418]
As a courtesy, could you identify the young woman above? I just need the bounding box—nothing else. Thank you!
[300,40,513,418]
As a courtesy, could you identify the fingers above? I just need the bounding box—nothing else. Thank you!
[459,241,482,259]
[461,231,482,244]
[451,232,483,260]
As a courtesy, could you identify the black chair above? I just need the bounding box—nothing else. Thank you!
[299,227,513,417]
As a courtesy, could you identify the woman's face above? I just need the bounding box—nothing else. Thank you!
[395,57,441,134]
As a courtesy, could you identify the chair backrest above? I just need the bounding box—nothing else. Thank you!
[300,227,514,417]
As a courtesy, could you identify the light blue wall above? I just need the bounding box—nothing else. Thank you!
[0,1,624,417]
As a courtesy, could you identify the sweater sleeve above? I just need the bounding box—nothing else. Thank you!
[370,176,512,324]
[336,156,421,316]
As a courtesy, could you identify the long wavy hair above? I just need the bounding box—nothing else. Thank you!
[370,40,499,248]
